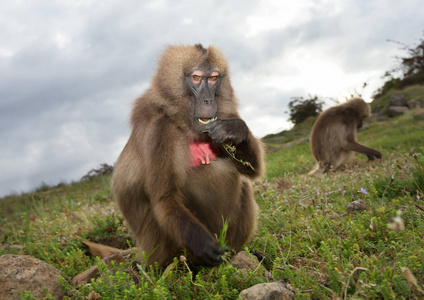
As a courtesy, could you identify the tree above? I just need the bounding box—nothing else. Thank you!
[288,95,324,125]
[376,34,424,96]
[398,35,424,87]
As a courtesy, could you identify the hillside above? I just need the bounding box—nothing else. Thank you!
[1,87,424,299]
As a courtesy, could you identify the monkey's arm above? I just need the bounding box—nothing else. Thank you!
[206,119,264,179]
[344,140,382,159]
[151,194,224,266]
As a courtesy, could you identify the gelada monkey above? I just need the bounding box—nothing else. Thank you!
[112,44,264,267]
[309,98,382,175]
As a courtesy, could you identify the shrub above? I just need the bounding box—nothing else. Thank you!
[288,95,324,125]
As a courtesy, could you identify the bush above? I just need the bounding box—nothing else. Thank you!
[374,34,424,98]
[288,95,324,125]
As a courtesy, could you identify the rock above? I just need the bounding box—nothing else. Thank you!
[239,281,295,300]
[0,254,69,300]
[347,200,366,213]
[372,105,385,113]
[283,137,309,148]
[230,251,272,280]
[413,109,424,120]
[357,124,369,132]
[386,106,409,117]
[389,94,408,107]
[408,98,423,109]
[294,129,310,136]
[368,112,388,122]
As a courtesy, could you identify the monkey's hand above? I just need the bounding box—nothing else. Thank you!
[206,119,248,145]
[187,225,224,267]
[366,149,383,161]
[367,151,382,161]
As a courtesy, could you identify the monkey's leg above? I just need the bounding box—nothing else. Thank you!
[226,181,258,250]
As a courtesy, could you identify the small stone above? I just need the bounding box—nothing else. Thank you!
[230,251,272,280]
[239,281,295,300]
[347,200,366,213]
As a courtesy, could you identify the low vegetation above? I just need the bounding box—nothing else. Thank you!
[1,36,424,299]
[1,98,424,298]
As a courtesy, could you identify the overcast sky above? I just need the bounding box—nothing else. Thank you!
[1,0,423,197]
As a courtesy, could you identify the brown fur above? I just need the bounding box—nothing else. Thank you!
[309,98,382,175]
[111,44,264,267]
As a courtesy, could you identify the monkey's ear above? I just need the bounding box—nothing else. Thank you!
[194,44,207,55]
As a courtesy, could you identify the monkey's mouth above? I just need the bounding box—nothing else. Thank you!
[195,116,217,125]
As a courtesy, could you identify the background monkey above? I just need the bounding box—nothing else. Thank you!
[309,98,382,175]
[112,44,264,267]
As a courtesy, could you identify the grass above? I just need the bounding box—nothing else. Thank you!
[1,91,424,299]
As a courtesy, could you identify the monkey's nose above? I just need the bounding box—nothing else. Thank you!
[204,99,213,105]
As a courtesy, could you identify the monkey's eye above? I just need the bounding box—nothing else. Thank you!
[191,75,202,84]
[208,76,218,83]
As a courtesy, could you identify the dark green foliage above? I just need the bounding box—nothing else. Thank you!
[398,36,424,88]
[288,95,324,125]
[373,75,402,101]
[374,35,424,98]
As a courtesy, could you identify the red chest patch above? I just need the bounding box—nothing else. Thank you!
[189,140,219,167]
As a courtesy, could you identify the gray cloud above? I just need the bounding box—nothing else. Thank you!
[1,0,424,196]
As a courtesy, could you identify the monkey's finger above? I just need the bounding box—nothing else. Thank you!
[210,255,224,266]
[214,244,225,256]
[204,251,224,267]
[189,141,206,165]
[195,143,207,164]
[196,142,214,164]
[197,243,225,267]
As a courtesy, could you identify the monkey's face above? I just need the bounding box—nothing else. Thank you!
[186,68,220,134]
